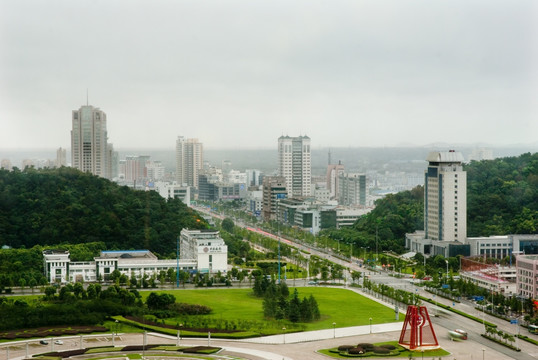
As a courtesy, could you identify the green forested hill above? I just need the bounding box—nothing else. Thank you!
[0,167,206,256]
[467,152,538,236]
[329,152,538,253]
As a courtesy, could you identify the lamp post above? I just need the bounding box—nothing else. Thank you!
[445,260,449,283]
[482,348,485,360]
[333,322,336,338]
[369,318,372,334]
[282,327,286,344]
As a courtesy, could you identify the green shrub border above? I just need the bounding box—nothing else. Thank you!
[112,315,259,339]
[481,334,521,352]
[516,334,538,346]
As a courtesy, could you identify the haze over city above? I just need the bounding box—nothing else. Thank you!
[1,0,537,150]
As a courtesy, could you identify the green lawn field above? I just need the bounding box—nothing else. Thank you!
[140,287,404,331]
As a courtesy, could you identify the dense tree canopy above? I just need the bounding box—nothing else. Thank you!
[0,167,207,256]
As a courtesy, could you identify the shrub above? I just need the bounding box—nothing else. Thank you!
[380,344,396,350]
[357,343,374,350]
[348,347,364,354]
[337,345,355,351]
[372,346,390,354]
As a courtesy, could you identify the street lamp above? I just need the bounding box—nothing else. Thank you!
[332,322,336,338]
[445,260,449,283]
[369,318,372,334]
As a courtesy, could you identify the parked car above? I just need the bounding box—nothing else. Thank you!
[54,340,63,345]
[39,340,48,345]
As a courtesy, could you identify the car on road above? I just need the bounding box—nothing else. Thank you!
[308,280,318,285]
[54,340,63,345]
[39,340,48,345]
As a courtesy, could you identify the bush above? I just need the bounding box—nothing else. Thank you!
[357,343,374,350]
[338,345,355,351]
[373,346,390,354]
[380,344,396,350]
[348,347,364,354]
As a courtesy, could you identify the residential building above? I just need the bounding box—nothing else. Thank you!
[71,105,112,179]
[176,136,204,188]
[262,176,287,221]
[326,162,345,200]
[516,255,538,299]
[278,135,311,197]
[338,173,367,206]
[246,169,263,187]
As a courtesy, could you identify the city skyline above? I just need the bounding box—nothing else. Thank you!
[1,1,536,150]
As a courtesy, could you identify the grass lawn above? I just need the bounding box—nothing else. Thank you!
[139,287,404,331]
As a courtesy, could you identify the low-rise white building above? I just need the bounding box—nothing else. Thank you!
[43,229,227,284]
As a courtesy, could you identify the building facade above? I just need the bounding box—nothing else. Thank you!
[71,105,112,179]
[278,135,311,198]
[516,255,538,299]
[338,173,366,206]
[43,229,227,284]
[176,136,204,189]
[262,176,287,221]
[326,162,345,200]
[424,150,467,242]
[179,229,227,274]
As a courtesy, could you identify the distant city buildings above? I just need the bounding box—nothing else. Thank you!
[278,135,311,197]
[0,159,12,171]
[176,136,204,189]
[468,148,494,162]
[71,104,116,179]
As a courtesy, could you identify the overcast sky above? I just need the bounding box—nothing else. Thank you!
[1,0,537,150]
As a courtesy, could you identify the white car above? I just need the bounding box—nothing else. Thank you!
[54,340,63,345]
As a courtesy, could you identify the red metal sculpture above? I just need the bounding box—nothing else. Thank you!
[398,305,439,350]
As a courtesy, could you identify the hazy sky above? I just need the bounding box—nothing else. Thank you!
[1,0,537,150]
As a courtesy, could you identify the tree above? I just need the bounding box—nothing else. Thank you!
[44,286,56,298]
[221,218,235,233]
[146,292,176,310]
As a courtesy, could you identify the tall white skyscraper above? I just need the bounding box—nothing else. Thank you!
[278,135,311,198]
[175,136,204,188]
[71,105,110,179]
[424,150,467,243]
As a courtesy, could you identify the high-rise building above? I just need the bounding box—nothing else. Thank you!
[338,173,367,206]
[424,150,467,242]
[175,136,203,188]
[71,105,111,179]
[278,135,311,198]
[262,176,287,221]
[327,161,345,200]
[56,147,67,168]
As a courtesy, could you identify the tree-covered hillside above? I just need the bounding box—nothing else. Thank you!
[467,152,538,236]
[0,167,206,256]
